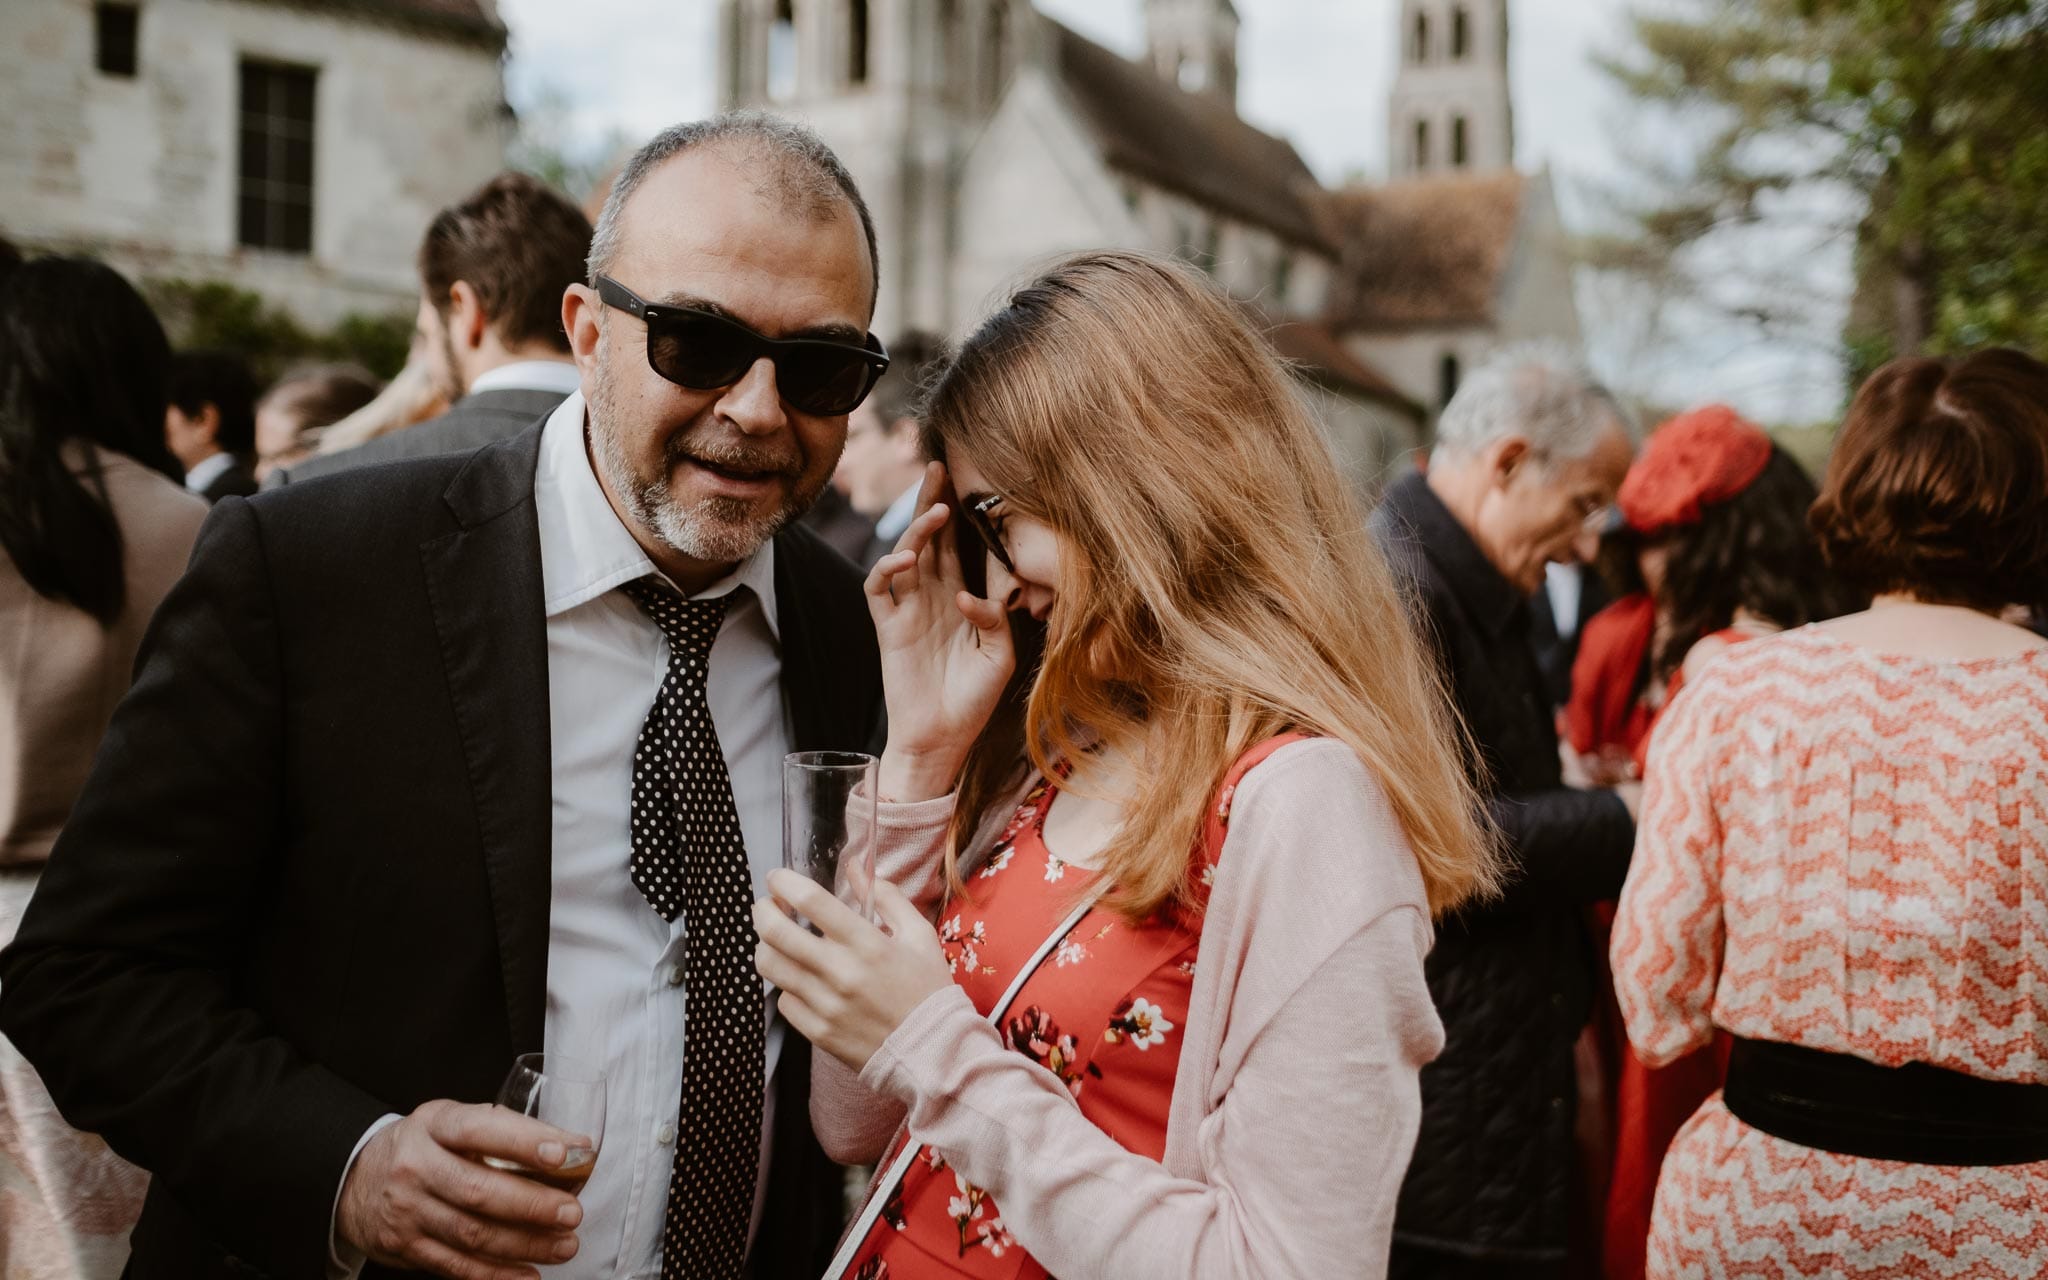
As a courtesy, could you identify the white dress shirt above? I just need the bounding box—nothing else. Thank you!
[183,450,236,495]
[1544,561,1585,641]
[467,359,585,398]
[331,392,788,1279]
[534,392,788,1278]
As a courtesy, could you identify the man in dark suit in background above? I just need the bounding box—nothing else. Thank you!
[0,112,886,1280]
[280,172,592,482]
[165,350,261,502]
[1373,345,1638,1279]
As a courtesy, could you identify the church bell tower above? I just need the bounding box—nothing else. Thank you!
[1386,0,1513,177]
[1144,0,1240,107]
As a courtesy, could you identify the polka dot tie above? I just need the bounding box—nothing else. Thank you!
[621,577,764,1280]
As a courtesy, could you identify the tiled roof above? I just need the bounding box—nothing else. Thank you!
[1049,21,1331,252]
[1323,170,1526,332]
[1259,312,1421,416]
[261,0,506,44]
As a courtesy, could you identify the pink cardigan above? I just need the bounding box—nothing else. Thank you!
[814,738,1443,1278]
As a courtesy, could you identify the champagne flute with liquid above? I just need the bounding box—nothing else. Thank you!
[484,1052,606,1192]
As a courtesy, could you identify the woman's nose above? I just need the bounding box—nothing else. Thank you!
[983,554,1024,611]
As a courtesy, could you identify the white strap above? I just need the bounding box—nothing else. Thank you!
[819,890,1102,1280]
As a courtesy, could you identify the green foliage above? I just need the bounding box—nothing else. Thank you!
[1600,0,2048,385]
[143,277,412,384]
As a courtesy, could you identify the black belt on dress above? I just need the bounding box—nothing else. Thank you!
[1722,1036,2048,1166]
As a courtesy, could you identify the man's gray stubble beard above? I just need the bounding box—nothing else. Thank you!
[585,355,801,565]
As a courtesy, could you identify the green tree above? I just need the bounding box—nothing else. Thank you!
[1595,0,2048,387]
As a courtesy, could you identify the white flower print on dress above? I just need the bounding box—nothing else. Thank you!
[976,1217,1015,1257]
[1053,937,1088,968]
[1044,855,1067,883]
[1104,996,1175,1050]
[978,846,1015,878]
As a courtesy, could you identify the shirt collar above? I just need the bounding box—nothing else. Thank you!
[184,450,236,493]
[872,480,923,543]
[468,359,584,398]
[533,391,779,635]
[1381,471,1526,637]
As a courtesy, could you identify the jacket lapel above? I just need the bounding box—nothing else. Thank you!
[773,533,834,754]
[420,426,553,1053]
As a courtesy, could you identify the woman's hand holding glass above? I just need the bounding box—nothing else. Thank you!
[865,461,1014,802]
[753,868,954,1072]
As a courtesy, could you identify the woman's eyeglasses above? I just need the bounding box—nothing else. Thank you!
[595,275,890,417]
[959,491,1016,575]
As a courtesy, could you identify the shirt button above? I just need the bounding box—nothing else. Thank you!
[656,1121,676,1145]
[666,964,685,988]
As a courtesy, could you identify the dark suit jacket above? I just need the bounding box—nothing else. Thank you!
[0,424,880,1280]
[279,385,572,483]
[198,456,260,503]
[1372,472,1633,1258]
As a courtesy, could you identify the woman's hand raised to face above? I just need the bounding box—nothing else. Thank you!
[753,869,954,1073]
[866,461,1015,802]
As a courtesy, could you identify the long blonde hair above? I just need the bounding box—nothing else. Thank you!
[924,252,1498,919]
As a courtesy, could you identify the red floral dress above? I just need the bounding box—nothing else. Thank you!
[844,771,1230,1279]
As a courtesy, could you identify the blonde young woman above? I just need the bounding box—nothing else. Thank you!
[752,252,1497,1278]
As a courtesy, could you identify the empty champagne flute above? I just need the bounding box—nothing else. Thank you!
[484,1052,606,1192]
[782,751,879,930]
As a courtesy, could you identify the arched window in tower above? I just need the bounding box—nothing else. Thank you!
[937,0,959,99]
[1452,115,1468,167]
[1452,5,1470,59]
[1412,10,1430,63]
[1413,117,1431,172]
[848,0,869,84]
[985,0,1011,108]
[1439,351,1461,409]
[768,0,798,101]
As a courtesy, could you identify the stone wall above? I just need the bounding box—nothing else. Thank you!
[0,0,508,326]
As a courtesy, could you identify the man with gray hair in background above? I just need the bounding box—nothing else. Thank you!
[0,111,886,1280]
[1371,343,1638,1279]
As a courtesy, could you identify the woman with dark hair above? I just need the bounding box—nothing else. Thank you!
[1612,350,2048,1279]
[0,256,206,1276]
[1566,405,1858,786]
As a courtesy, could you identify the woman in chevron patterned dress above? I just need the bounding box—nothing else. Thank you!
[1610,348,2048,1279]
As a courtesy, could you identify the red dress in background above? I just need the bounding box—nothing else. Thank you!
[1566,600,1747,1280]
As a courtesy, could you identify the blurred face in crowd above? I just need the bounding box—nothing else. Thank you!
[834,404,924,516]
[1462,423,1633,594]
[253,402,316,480]
[414,296,466,405]
[947,449,1064,626]
[564,143,874,579]
[163,401,222,471]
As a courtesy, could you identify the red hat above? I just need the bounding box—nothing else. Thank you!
[1618,403,1773,535]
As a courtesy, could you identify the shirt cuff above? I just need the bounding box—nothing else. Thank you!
[329,1113,402,1279]
[859,982,992,1104]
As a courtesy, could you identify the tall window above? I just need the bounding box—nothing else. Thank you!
[1413,118,1431,172]
[237,60,316,254]
[1452,115,1469,167]
[1439,352,1461,409]
[1452,5,1470,59]
[985,0,1010,108]
[848,0,869,85]
[768,0,798,100]
[936,0,959,99]
[1412,11,1430,63]
[95,3,139,77]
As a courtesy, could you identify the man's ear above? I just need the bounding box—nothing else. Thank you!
[562,284,602,379]
[1491,436,1533,489]
[447,280,488,351]
[196,402,223,447]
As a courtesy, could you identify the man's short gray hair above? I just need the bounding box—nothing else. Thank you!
[1434,341,1636,463]
[586,110,879,298]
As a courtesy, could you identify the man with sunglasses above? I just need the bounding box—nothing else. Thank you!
[1,112,885,1280]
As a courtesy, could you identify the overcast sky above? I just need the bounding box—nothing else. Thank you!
[495,0,1849,422]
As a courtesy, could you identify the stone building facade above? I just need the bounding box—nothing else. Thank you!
[0,0,511,326]
[716,0,1582,492]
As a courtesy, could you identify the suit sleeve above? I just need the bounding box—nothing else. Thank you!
[0,497,391,1279]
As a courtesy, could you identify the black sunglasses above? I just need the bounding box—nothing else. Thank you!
[960,491,1015,574]
[595,275,890,417]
